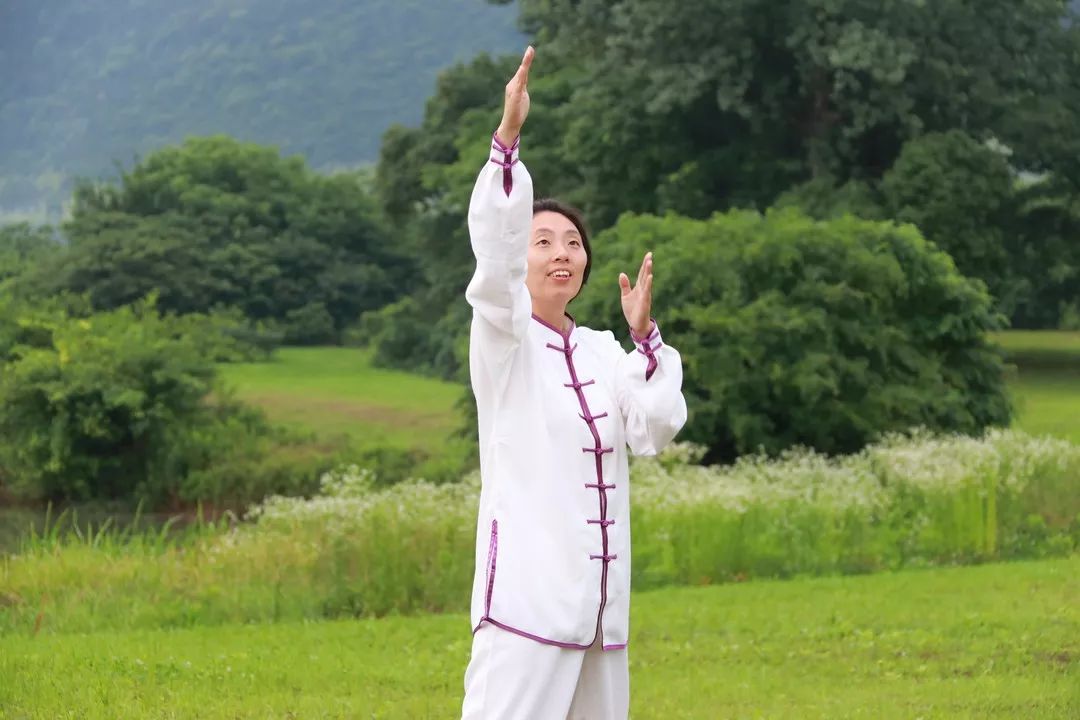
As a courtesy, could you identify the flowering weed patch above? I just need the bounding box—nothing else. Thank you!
[1,429,1076,635]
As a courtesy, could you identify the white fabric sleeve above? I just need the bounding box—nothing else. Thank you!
[464,133,534,383]
[604,321,689,456]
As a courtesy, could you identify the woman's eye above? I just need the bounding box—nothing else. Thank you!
[538,238,549,245]
[570,240,580,247]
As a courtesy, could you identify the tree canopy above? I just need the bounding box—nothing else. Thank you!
[14,136,412,344]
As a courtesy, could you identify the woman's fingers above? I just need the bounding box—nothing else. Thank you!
[619,272,631,296]
[509,46,534,90]
[519,46,534,85]
[636,251,651,289]
[500,46,534,140]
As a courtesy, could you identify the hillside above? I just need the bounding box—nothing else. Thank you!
[0,0,523,218]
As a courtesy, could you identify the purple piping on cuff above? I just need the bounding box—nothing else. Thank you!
[630,318,662,382]
[491,131,520,197]
[629,318,658,344]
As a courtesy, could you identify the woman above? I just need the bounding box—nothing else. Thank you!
[461,46,688,720]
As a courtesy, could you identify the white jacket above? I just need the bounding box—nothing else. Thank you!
[465,133,688,650]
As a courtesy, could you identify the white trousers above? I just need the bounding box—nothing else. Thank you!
[461,624,630,719]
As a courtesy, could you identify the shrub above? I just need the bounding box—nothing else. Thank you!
[0,296,286,504]
[571,208,1012,462]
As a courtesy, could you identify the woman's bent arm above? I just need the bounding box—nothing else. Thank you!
[611,321,688,456]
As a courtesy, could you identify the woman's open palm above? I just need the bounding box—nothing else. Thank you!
[497,46,534,146]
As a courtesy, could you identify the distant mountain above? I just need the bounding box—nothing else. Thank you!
[0,0,524,218]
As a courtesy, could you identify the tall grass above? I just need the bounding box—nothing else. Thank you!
[2,428,1077,637]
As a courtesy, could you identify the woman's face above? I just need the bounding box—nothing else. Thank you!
[526,210,588,305]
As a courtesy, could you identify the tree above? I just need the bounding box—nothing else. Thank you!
[29,136,413,343]
[1009,175,1080,329]
[881,131,1017,313]
[0,223,64,286]
[571,209,1012,462]
[493,0,1079,222]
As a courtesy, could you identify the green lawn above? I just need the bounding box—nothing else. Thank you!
[218,333,1080,453]
[2,556,1076,719]
[217,347,463,453]
[992,330,1080,444]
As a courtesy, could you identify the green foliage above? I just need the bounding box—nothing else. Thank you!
[18,136,412,342]
[773,176,885,221]
[493,0,1080,223]
[1008,175,1080,329]
[573,209,1012,460]
[881,131,1017,311]
[0,297,213,501]
[0,223,64,287]
[376,0,1080,394]
[0,296,304,505]
[170,402,336,506]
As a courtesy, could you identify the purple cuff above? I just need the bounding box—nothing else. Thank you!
[630,319,662,381]
[490,131,520,197]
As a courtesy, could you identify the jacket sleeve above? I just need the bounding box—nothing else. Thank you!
[605,320,688,456]
[464,133,533,392]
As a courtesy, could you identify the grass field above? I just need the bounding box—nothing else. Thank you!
[217,332,1080,452]
[1,556,1075,719]
[217,347,463,453]
[993,330,1080,444]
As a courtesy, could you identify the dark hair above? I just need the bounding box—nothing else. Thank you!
[533,198,592,292]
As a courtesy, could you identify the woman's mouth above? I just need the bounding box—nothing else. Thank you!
[549,270,572,281]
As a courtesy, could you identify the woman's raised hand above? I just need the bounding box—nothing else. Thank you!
[620,252,654,339]
[496,46,535,147]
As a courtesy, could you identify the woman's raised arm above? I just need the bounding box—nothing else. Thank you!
[465,47,536,361]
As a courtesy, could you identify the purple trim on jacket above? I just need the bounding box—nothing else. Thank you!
[473,314,629,652]
[473,617,603,651]
[491,131,520,197]
[630,318,662,381]
[535,313,619,651]
[531,312,574,338]
[484,519,498,616]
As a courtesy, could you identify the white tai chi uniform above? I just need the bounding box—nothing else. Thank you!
[461,132,688,719]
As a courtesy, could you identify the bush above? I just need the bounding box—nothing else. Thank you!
[571,207,1012,462]
[0,296,287,505]
[168,396,337,507]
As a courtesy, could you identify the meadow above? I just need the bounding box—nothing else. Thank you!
[217,347,463,454]
[1,556,1075,718]
[212,332,1080,455]
[992,330,1080,444]
[1,330,1078,718]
